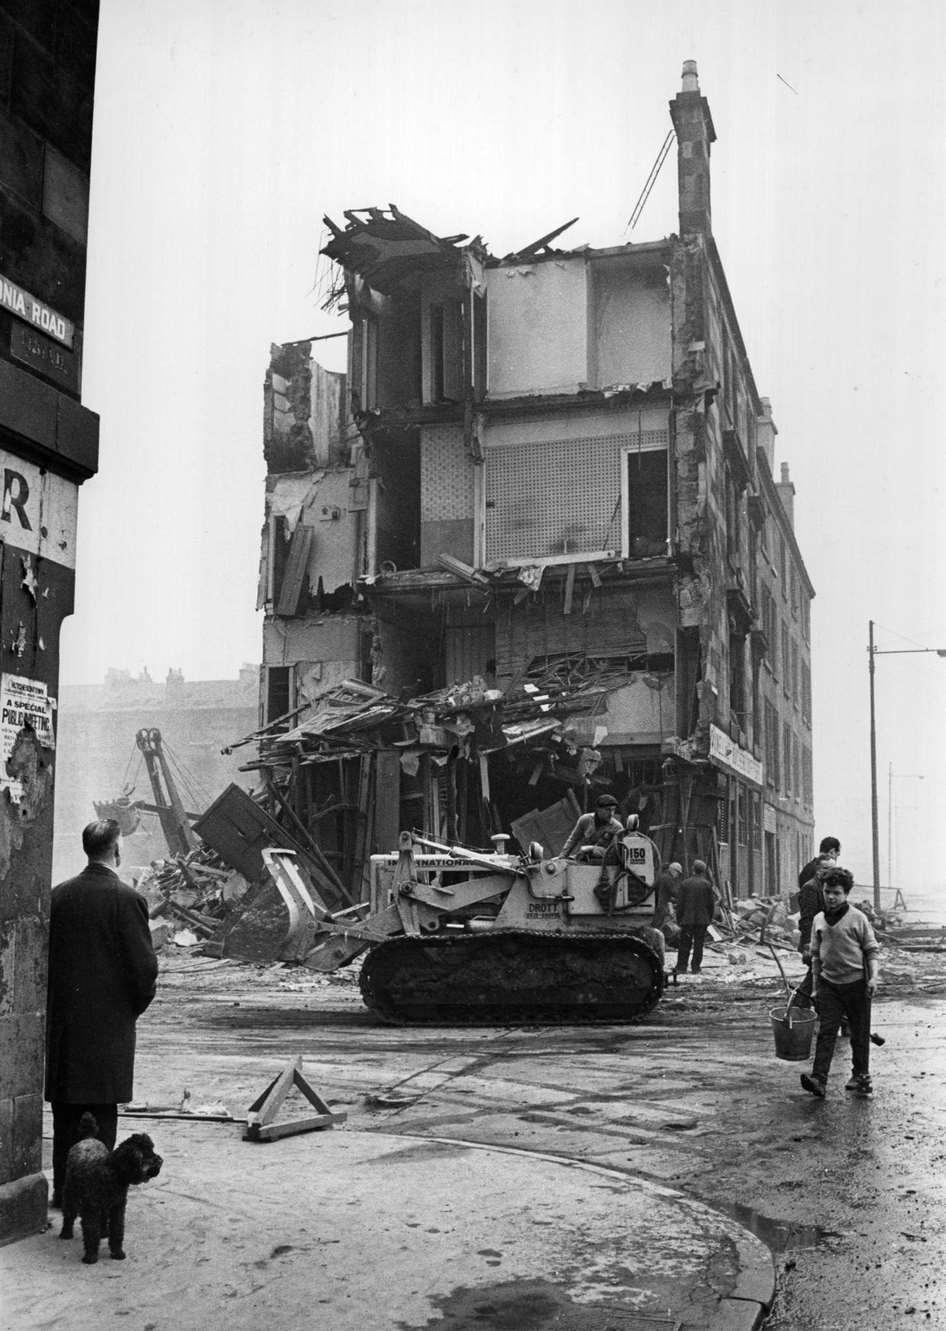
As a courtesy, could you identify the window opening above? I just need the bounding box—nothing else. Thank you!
[626,446,668,557]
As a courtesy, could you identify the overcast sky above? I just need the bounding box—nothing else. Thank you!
[67,0,946,891]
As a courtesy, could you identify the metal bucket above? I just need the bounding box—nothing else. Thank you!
[770,1006,816,1061]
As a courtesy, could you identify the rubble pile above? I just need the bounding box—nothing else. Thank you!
[137,847,251,954]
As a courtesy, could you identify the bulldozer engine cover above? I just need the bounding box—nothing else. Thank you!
[358,929,664,1025]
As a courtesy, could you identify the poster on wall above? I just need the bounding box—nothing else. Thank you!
[0,673,57,801]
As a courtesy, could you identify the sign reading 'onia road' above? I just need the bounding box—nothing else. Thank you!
[0,271,75,348]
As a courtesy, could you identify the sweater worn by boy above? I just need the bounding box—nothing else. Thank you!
[810,902,879,986]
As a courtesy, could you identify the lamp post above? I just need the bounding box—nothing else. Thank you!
[868,620,946,911]
[887,764,924,889]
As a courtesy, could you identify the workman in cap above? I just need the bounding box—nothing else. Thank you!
[652,861,684,938]
[560,794,624,861]
[674,859,718,975]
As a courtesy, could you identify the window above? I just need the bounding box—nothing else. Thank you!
[790,565,799,617]
[425,298,463,402]
[801,660,812,725]
[791,641,799,709]
[781,624,790,696]
[779,537,787,594]
[767,594,779,672]
[801,595,811,645]
[793,734,801,801]
[726,468,741,562]
[782,723,793,795]
[264,666,292,726]
[737,785,749,846]
[750,791,762,851]
[765,700,779,789]
[802,744,813,806]
[626,445,669,557]
[730,631,747,725]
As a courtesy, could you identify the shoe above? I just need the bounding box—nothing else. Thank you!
[800,1073,826,1098]
[690,966,701,974]
[845,1074,873,1095]
[870,1032,885,1047]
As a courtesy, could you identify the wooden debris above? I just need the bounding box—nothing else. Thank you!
[244,1056,347,1143]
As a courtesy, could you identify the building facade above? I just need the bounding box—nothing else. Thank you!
[0,0,100,1241]
[53,666,259,879]
[256,63,814,901]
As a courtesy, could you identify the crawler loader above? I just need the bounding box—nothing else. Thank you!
[262,820,667,1024]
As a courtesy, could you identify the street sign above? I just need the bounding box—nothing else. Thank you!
[0,271,75,348]
[9,324,79,391]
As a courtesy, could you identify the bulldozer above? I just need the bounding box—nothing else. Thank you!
[262,819,667,1024]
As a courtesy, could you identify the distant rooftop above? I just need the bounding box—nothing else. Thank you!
[59,665,259,714]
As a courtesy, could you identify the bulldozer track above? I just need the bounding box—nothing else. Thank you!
[359,928,664,1025]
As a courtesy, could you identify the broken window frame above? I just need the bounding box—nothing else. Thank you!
[263,666,294,728]
[620,438,669,559]
[422,296,464,403]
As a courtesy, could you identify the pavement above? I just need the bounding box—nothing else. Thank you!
[0,1107,774,1331]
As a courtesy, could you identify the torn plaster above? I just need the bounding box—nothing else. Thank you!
[0,728,54,881]
[266,473,323,536]
[19,557,37,601]
[262,615,361,670]
[0,451,79,570]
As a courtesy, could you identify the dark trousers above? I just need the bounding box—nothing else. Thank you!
[51,1102,118,1200]
[676,925,708,972]
[791,962,814,1008]
[811,979,870,1085]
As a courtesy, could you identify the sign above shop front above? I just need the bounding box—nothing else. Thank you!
[709,723,763,787]
[0,272,75,348]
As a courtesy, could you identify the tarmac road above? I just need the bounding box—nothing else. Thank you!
[6,950,946,1329]
[143,953,946,1329]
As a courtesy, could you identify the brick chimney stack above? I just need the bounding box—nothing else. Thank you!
[776,461,796,528]
[757,398,778,470]
[669,60,717,236]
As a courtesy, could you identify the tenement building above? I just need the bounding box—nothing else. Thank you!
[0,1,100,1241]
[253,63,814,905]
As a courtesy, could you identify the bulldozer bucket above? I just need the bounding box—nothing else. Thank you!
[262,847,332,963]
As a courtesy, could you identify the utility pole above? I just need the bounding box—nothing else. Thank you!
[869,620,880,910]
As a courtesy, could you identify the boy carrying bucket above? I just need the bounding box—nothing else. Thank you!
[800,866,880,1099]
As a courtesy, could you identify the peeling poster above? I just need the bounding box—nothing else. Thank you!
[1,673,56,799]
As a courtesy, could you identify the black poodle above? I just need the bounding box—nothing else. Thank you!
[59,1113,163,1264]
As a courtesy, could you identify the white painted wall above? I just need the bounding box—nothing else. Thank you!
[486,258,587,398]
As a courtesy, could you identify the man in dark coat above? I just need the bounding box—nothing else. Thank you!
[652,861,683,937]
[674,859,718,975]
[45,819,158,1207]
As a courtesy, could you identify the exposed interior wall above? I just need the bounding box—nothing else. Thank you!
[486,257,588,398]
[481,405,670,566]
[263,617,361,682]
[591,258,672,388]
[419,422,475,567]
[493,582,672,687]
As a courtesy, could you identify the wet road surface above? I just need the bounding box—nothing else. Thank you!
[132,956,946,1328]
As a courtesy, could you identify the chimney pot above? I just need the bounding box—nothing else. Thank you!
[681,60,700,92]
[780,462,790,483]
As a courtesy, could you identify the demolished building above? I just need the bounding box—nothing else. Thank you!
[248,62,815,900]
